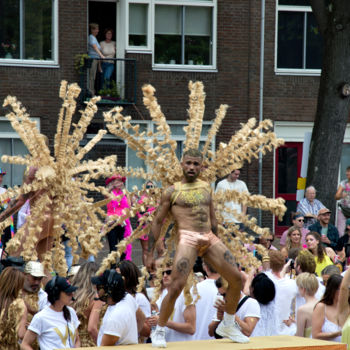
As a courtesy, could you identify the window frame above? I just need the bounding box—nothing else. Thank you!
[0,0,59,68]
[0,116,40,187]
[126,0,217,72]
[275,2,322,76]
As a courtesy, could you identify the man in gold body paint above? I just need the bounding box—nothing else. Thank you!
[146,149,248,347]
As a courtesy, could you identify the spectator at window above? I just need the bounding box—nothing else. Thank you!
[100,28,116,90]
[88,23,105,96]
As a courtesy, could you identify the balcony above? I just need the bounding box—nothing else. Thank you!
[78,57,137,105]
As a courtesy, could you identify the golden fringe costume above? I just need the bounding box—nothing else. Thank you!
[0,298,25,349]
[0,80,286,303]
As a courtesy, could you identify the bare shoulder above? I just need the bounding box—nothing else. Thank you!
[163,185,175,198]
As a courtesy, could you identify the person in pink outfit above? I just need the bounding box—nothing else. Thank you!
[106,175,132,260]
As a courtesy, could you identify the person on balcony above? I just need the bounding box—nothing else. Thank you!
[100,28,116,90]
[88,23,105,96]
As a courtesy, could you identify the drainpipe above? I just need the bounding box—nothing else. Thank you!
[258,0,265,227]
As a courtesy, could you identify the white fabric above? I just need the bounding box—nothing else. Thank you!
[192,278,218,340]
[17,199,30,229]
[215,179,249,223]
[0,187,6,195]
[146,287,154,301]
[265,272,298,335]
[28,305,80,350]
[97,293,138,346]
[38,288,50,311]
[156,289,195,342]
[236,294,261,321]
[135,292,151,317]
[322,315,342,342]
[251,300,279,337]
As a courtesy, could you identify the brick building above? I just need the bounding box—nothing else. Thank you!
[1,0,346,234]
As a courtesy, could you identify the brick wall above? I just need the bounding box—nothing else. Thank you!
[0,0,321,230]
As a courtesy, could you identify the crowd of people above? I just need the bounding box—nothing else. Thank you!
[2,154,350,349]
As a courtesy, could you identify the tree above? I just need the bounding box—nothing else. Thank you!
[306,0,350,214]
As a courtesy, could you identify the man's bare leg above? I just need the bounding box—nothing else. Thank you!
[152,244,197,347]
[203,241,249,343]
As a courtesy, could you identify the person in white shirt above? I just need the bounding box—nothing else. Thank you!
[21,276,80,350]
[193,261,219,340]
[215,169,249,230]
[92,269,138,346]
[265,251,298,335]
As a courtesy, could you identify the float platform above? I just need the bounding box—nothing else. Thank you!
[59,336,346,350]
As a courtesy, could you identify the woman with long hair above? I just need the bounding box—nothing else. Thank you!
[336,266,350,345]
[305,232,334,276]
[280,212,309,247]
[0,267,27,349]
[281,226,303,259]
[312,274,342,341]
[117,260,150,341]
[21,276,80,350]
[71,262,105,346]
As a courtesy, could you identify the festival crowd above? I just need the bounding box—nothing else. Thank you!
[2,165,350,349]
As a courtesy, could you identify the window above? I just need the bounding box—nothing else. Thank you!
[276,0,323,74]
[127,0,217,70]
[126,121,214,190]
[129,3,149,47]
[0,0,58,66]
[0,117,40,187]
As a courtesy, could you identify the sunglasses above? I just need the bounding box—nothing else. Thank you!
[296,219,304,222]
[266,238,273,242]
[146,184,154,189]
[162,270,172,276]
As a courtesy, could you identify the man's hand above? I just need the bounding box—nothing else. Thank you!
[321,235,331,245]
[145,251,154,272]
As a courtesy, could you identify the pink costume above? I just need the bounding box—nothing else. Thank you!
[107,188,132,260]
[136,194,156,241]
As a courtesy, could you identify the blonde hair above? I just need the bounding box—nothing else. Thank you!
[71,262,99,316]
[285,226,302,250]
[296,272,318,296]
[89,23,99,31]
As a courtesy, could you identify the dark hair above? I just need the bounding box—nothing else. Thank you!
[319,274,342,306]
[306,231,326,262]
[105,270,126,303]
[291,211,303,221]
[251,273,275,305]
[104,27,114,36]
[117,260,140,295]
[45,276,71,322]
[182,149,203,160]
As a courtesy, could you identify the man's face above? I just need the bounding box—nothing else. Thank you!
[228,170,240,182]
[319,212,330,225]
[260,235,273,249]
[305,188,316,202]
[162,268,172,288]
[24,274,43,293]
[181,155,202,182]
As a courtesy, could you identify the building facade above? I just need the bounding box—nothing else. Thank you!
[1,0,345,233]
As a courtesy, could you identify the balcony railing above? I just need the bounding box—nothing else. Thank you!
[79,57,137,105]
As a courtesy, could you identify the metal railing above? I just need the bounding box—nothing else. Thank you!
[79,57,137,105]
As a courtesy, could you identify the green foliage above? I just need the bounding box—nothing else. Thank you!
[74,54,90,72]
[98,80,120,98]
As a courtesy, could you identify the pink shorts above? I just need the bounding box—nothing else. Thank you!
[178,229,220,256]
